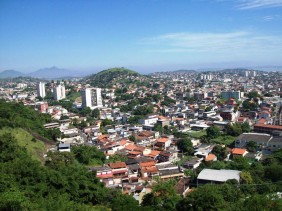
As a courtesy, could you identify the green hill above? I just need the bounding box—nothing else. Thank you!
[0,100,60,141]
[85,67,145,88]
[0,128,46,162]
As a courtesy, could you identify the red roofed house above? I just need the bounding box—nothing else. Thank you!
[254,124,282,134]
[125,144,138,151]
[88,166,113,187]
[108,162,128,184]
[237,117,248,123]
[97,134,109,145]
[157,151,177,162]
[128,150,142,159]
[231,148,248,158]
[154,137,171,150]
[139,161,159,178]
[119,139,128,146]
[205,153,217,162]
[145,150,161,160]
[257,118,267,124]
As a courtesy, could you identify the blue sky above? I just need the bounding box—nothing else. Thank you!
[1,0,282,73]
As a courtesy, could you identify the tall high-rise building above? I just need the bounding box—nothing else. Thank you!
[37,82,46,98]
[81,88,103,109]
[221,91,241,101]
[200,74,213,80]
[250,70,256,77]
[53,85,66,101]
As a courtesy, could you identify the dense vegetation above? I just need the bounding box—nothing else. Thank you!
[0,100,60,141]
[0,128,45,162]
[0,133,142,210]
[86,68,142,88]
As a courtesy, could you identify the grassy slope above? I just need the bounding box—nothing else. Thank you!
[188,130,207,138]
[212,135,235,146]
[87,67,141,88]
[67,91,81,101]
[96,67,138,75]
[0,127,46,162]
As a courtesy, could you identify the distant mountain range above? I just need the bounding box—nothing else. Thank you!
[1,65,281,79]
[0,67,80,79]
[0,70,25,78]
[172,69,197,73]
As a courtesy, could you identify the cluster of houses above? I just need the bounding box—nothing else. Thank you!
[1,69,282,202]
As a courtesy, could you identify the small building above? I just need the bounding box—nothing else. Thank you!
[139,161,158,178]
[158,167,184,180]
[197,169,241,185]
[89,166,113,187]
[139,115,158,125]
[213,121,229,131]
[220,110,235,122]
[157,151,177,163]
[205,153,217,162]
[231,148,248,158]
[174,178,190,197]
[58,143,71,152]
[108,162,129,184]
[190,124,209,131]
[127,163,140,178]
[154,137,171,150]
[203,111,216,119]
[267,137,282,150]
[182,157,202,169]
[254,124,282,135]
[157,116,170,127]
[236,133,273,148]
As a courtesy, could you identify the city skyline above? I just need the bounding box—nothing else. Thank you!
[1,0,282,73]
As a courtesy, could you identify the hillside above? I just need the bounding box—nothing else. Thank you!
[0,128,46,162]
[173,69,197,73]
[85,67,147,88]
[27,66,76,79]
[0,100,60,141]
[0,70,25,78]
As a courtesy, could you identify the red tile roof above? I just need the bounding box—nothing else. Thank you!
[128,151,141,155]
[157,138,169,143]
[109,162,127,169]
[119,140,127,146]
[205,153,216,162]
[254,124,282,130]
[125,144,138,151]
[142,166,158,173]
[231,148,247,155]
[257,119,267,124]
[140,161,156,167]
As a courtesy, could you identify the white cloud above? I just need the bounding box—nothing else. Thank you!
[262,15,274,21]
[140,31,282,54]
[237,0,282,9]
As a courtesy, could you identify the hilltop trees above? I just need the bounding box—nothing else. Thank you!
[225,122,251,136]
[91,108,100,118]
[0,132,141,211]
[142,180,181,210]
[212,145,227,161]
[88,68,141,88]
[246,141,257,152]
[176,138,194,155]
[72,145,106,165]
[161,96,176,106]
[0,100,59,141]
[206,125,221,139]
